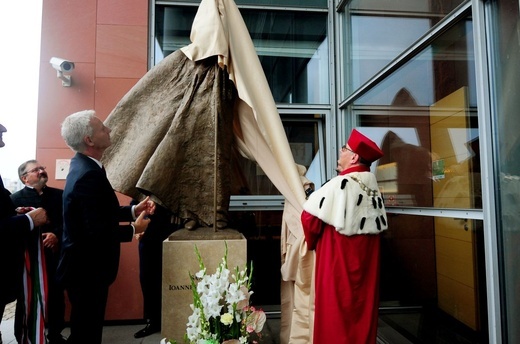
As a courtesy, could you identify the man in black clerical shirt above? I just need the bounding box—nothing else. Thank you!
[11,160,67,344]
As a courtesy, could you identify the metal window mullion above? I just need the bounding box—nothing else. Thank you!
[386,207,483,220]
[326,0,339,181]
[156,1,200,7]
[472,0,503,342]
[156,1,329,12]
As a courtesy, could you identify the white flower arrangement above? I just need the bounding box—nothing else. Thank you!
[162,243,266,344]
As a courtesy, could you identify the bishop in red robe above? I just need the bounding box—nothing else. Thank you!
[301,129,387,343]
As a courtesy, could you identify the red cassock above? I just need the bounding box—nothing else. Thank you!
[301,166,383,344]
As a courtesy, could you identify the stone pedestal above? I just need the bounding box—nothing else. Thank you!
[162,227,247,342]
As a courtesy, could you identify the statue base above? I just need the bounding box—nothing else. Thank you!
[161,227,247,342]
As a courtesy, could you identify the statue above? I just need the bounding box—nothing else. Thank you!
[103,53,237,230]
[102,0,305,234]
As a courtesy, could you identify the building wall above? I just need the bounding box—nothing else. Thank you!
[38,0,149,320]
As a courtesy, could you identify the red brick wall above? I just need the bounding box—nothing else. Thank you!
[38,0,149,321]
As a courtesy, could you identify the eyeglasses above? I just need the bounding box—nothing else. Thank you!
[23,166,46,176]
[341,145,355,154]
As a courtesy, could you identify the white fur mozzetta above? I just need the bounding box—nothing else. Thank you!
[303,172,388,236]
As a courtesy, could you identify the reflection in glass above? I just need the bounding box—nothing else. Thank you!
[228,209,283,305]
[351,18,480,209]
[377,128,434,207]
[348,16,429,90]
[155,6,329,104]
[231,120,322,196]
[355,18,476,107]
[346,11,486,338]
[242,9,329,104]
[343,0,466,93]
[380,215,487,342]
[154,6,196,64]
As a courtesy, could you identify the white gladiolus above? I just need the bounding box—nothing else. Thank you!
[183,244,265,344]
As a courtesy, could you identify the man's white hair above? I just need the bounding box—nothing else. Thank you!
[61,110,96,153]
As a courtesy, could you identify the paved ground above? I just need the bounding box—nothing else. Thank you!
[1,302,15,321]
[1,302,16,344]
[1,302,280,344]
[1,301,165,344]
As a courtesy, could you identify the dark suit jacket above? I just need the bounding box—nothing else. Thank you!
[11,185,64,269]
[57,153,134,288]
[0,176,31,304]
[11,185,63,240]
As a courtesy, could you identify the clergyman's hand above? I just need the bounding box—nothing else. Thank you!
[133,211,151,234]
[42,232,59,251]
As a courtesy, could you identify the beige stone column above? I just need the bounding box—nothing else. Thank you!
[161,228,247,342]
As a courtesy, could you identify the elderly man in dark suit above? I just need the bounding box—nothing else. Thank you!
[0,123,48,344]
[57,110,155,344]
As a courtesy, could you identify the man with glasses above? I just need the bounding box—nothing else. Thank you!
[0,124,48,344]
[10,161,67,344]
[301,129,388,343]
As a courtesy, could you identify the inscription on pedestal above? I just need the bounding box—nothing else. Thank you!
[161,228,247,342]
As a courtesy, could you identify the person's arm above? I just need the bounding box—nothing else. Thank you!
[3,207,47,232]
[17,204,49,224]
[0,213,31,236]
[72,170,149,243]
[301,210,324,250]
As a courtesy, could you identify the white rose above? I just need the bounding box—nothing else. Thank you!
[220,312,234,326]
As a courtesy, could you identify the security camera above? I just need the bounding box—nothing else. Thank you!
[50,57,75,73]
[50,57,75,86]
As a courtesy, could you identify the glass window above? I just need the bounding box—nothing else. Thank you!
[339,4,487,340]
[228,209,283,305]
[342,0,467,93]
[348,18,480,210]
[488,0,520,342]
[155,5,329,104]
[154,6,197,64]
[231,117,325,198]
[379,215,487,342]
[228,116,325,306]
[244,10,329,104]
